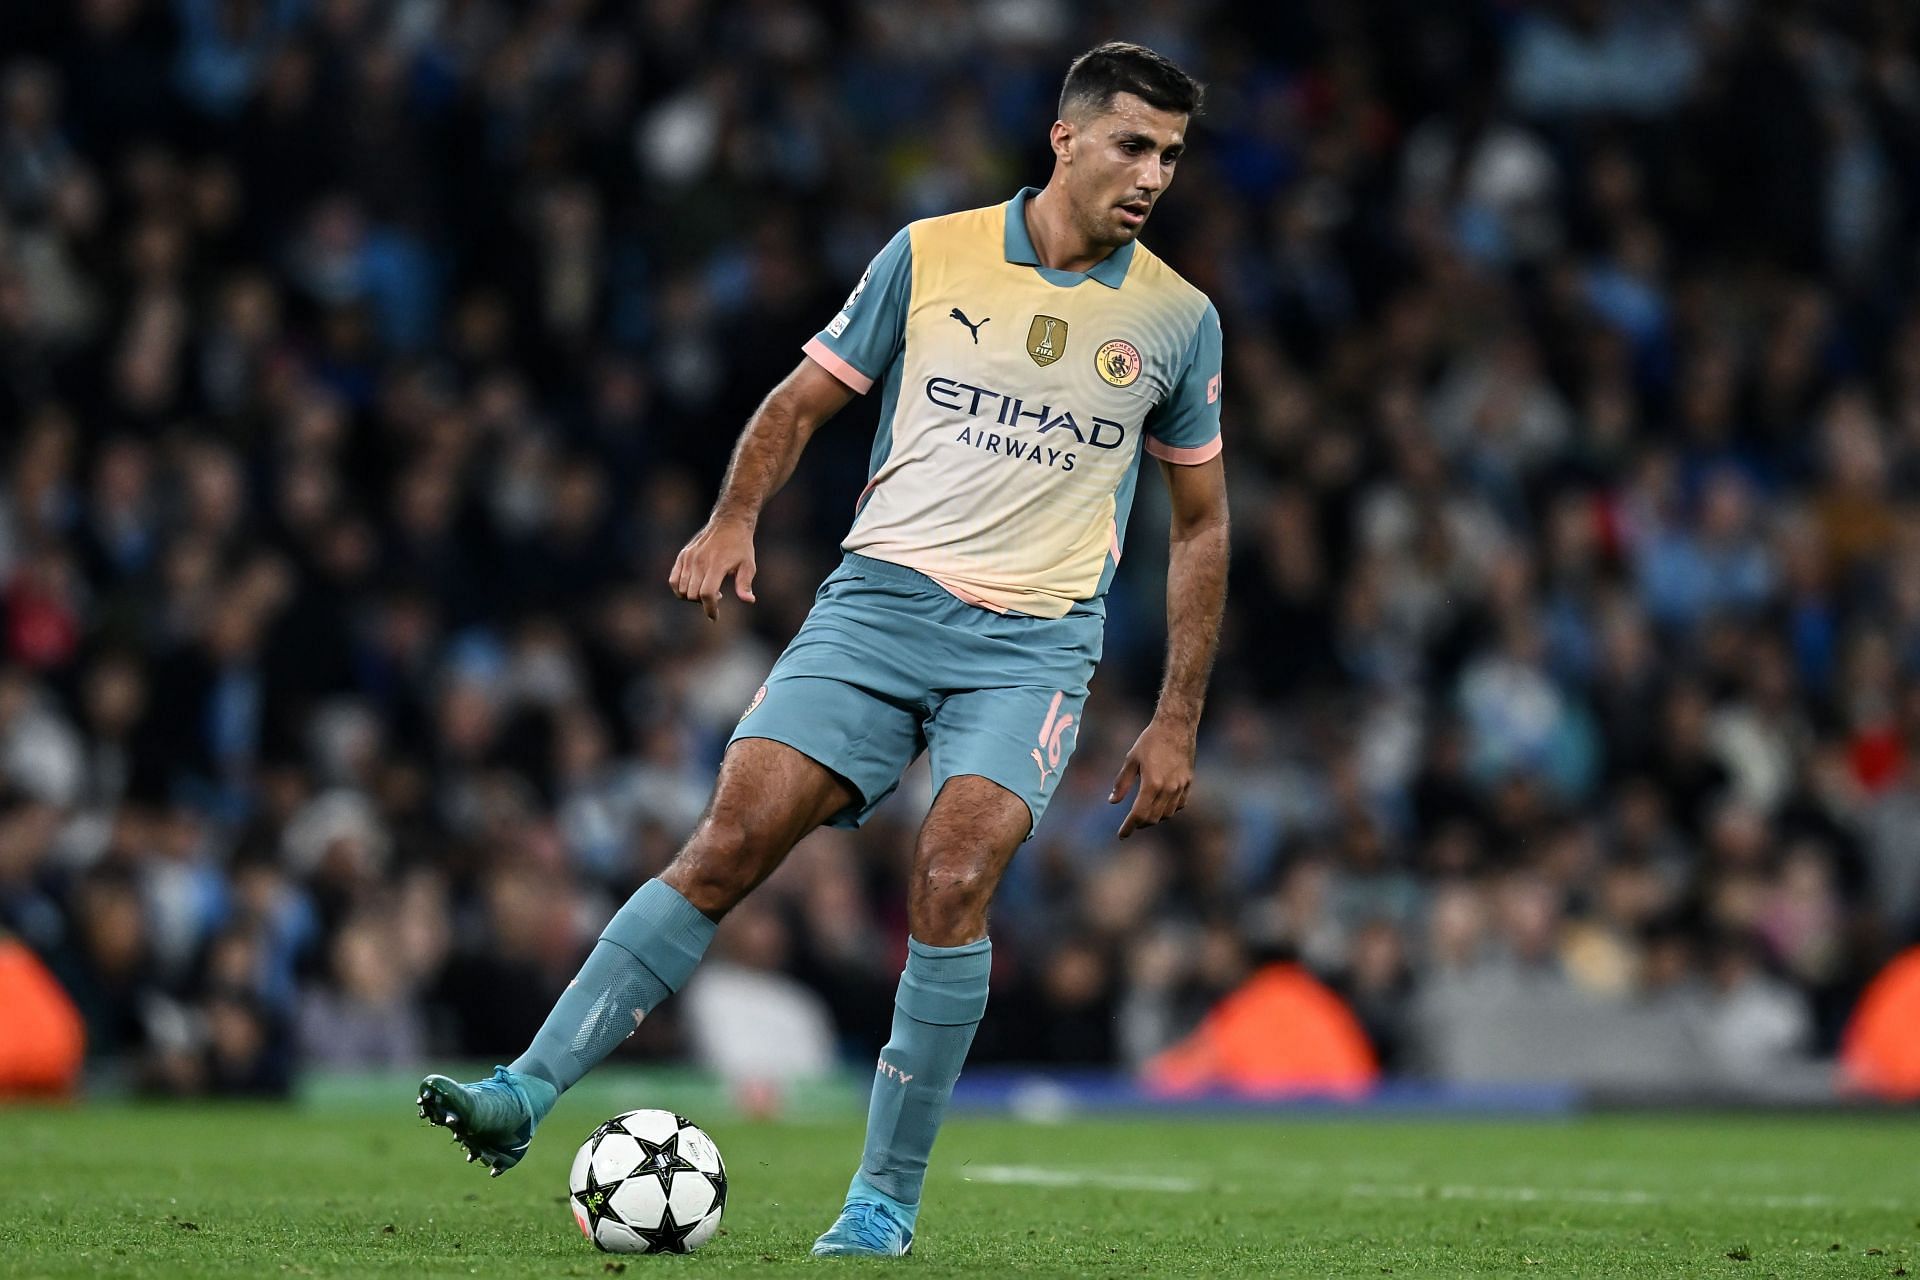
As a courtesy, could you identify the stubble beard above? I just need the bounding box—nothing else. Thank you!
[1073,187,1136,251]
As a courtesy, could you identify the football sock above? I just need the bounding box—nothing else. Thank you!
[850,935,993,1216]
[509,878,716,1097]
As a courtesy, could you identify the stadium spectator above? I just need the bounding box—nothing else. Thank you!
[0,0,1918,1096]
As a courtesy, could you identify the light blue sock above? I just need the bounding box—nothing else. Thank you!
[509,879,716,1095]
[849,935,992,1219]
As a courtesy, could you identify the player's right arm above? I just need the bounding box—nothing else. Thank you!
[670,360,854,619]
[671,227,912,620]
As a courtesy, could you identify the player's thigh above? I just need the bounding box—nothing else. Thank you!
[706,735,861,847]
[924,681,1090,840]
[731,669,925,828]
[664,736,859,911]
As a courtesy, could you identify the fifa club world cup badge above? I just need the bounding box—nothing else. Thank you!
[1095,338,1142,387]
[1026,315,1068,366]
[739,685,766,722]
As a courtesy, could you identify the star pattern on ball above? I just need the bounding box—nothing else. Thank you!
[629,1129,700,1198]
[633,1205,701,1255]
[571,1164,626,1232]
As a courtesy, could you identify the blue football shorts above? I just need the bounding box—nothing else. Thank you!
[728,554,1104,837]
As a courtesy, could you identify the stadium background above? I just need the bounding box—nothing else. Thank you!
[3,0,1920,1103]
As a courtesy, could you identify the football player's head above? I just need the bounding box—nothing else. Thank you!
[1051,42,1201,250]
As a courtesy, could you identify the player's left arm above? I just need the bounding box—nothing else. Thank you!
[1111,456,1228,837]
[1111,303,1228,839]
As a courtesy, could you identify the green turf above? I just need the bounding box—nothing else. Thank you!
[5,1091,1920,1277]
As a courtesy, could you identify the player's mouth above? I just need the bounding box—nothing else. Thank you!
[1117,200,1150,228]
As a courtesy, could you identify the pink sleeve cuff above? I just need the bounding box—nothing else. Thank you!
[1144,434,1223,465]
[803,337,874,394]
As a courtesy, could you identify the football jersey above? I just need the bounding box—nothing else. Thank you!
[802,187,1223,619]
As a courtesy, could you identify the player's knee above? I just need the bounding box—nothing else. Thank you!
[662,814,767,917]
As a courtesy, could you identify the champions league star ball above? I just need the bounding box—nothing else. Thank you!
[568,1110,728,1254]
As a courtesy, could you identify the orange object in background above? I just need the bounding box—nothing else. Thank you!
[1841,946,1920,1101]
[1144,962,1379,1097]
[0,933,85,1097]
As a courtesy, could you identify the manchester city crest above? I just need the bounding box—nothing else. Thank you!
[1095,338,1142,387]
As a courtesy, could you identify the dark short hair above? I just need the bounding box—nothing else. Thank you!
[1059,42,1202,121]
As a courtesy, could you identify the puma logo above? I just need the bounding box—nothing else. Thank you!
[950,308,989,343]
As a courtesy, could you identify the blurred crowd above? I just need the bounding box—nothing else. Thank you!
[4,0,1920,1095]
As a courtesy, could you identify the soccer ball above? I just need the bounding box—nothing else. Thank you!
[567,1109,727,1254]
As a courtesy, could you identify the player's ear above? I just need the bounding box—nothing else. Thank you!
[1050,118,1073,165]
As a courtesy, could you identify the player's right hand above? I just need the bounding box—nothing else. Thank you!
[670,517,757,620]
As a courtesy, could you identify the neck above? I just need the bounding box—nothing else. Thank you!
[1025,183,1110,275]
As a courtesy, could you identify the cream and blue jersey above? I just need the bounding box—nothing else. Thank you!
[803,187,1223,619]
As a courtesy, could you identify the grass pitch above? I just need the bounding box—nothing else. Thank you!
[5,1089,1920,1277]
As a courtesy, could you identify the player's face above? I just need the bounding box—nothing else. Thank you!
[1058,92,1188,248]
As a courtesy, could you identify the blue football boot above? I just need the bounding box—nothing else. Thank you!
[812,1178,916,1258]
[416,1066,556,1176]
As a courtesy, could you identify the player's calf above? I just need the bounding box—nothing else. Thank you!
[823,773,1025,1240]
[415,741,855,1181]
[414,879,718,1176]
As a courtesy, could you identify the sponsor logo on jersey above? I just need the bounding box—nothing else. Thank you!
[1026,315,1068,366]
[1095,338,1142,387]
[924,376,1127,448]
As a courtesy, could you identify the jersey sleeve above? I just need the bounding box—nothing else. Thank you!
[802,227,912,395]
[1143,301,1224,464]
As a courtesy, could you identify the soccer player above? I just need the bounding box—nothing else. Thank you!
[417,41,1227,1258]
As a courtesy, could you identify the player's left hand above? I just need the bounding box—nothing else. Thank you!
[1109,718,1196,839]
